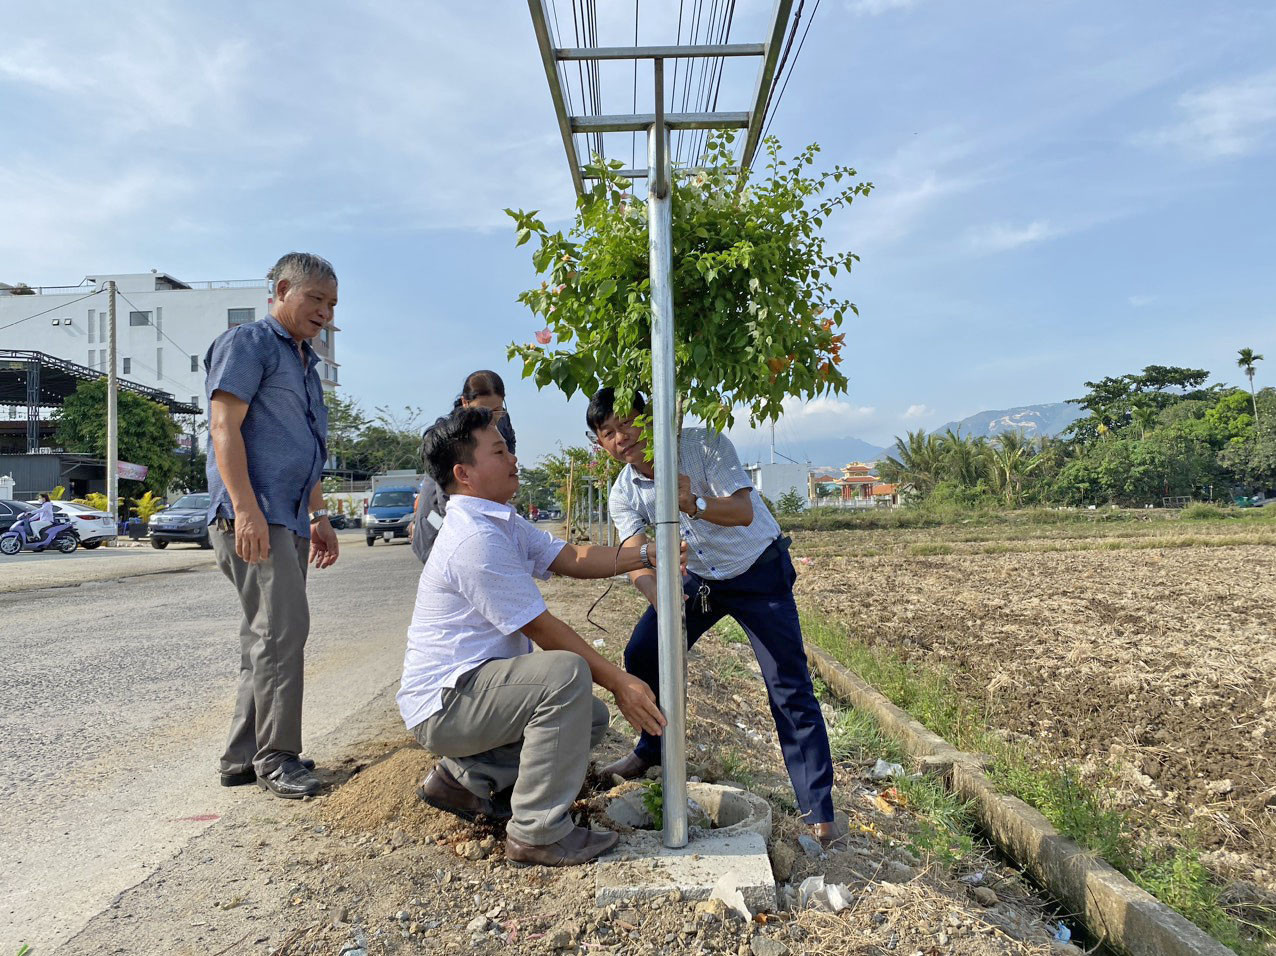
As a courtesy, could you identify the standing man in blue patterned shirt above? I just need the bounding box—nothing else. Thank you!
[587,387,840,845]
[204,252,340,799]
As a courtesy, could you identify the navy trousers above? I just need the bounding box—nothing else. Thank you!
[624,548,835,824]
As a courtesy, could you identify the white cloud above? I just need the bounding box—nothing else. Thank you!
[903,404,932,419]
[784,396,877,421]
[0,41,78,91]
[963,219,1056,254]
[848,0,919,15]
[1141,69,1276,159]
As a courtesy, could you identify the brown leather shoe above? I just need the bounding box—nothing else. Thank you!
[417,763,511,822]
[812,818,847,847]
[505,826,620,866]
[599,751,656,781]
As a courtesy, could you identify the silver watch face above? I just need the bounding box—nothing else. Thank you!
[696,497,708,513]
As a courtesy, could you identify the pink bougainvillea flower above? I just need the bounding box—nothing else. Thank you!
[534,328,553,345]
[553,284,566,295]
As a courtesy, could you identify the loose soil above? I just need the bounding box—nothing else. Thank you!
[791,527,1276,912]
[60,572,1074,956]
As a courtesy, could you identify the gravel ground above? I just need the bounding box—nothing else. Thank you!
[0,535,421,953]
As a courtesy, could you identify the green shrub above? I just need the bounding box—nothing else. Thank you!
[1182,502,1238,520]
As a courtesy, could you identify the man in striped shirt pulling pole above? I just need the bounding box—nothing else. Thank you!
[587,388,841,846]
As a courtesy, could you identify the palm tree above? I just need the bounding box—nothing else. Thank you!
[1237,348,1264,435]
[880,429,944,495]
[989,431,1043,507]
[1131,405,1157,440]
[940,429,986,488]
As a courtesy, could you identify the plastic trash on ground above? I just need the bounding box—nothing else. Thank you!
[869,758,906,781]
[709,871,753,921]
[797,874,854,913]
[1053,922,1072,942]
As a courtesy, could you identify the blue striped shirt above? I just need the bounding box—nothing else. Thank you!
[608,428,781,580]
[204,315,328,539]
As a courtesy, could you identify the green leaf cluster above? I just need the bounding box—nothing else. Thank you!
[54,378,182,495]
[507,133,871,433]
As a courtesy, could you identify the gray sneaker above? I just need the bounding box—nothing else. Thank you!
[257,757,320,799]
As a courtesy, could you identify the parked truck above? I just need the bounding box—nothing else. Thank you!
[365,470,426,546]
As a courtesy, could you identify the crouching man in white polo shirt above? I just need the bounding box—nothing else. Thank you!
[398,406,674,867]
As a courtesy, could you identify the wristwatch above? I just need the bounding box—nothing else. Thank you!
[309,508,330,523]
[692,496,708,519]
[639,542,655,569]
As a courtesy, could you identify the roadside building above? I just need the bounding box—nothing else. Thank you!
[743,461,813,506]
[0,272,342,431]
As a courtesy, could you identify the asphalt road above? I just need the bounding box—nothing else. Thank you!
[0,532,422,953]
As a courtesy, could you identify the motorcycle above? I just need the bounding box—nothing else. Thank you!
[0,513,79,555]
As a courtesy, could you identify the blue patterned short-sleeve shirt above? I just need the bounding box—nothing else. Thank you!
[204,315,328,539]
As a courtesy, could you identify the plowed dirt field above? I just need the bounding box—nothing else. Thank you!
[790,516,1276,910]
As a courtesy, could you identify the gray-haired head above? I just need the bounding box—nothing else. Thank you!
[267,252,337,296]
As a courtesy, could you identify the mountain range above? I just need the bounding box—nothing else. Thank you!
[737,402,1084,468]
[933,402,1084,441]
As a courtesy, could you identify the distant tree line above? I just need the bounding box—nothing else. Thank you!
[879,353,1273,508]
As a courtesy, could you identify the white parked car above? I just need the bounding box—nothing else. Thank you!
[51,501,117,549]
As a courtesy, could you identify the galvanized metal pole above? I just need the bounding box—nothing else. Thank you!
[648,71,688,848]
[106,280,119,535]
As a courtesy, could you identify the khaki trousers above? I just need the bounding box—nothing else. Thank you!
[413,650,610,845]
[213,524,310,777]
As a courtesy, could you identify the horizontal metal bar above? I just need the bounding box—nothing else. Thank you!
[583,166,742,180]
[571,111,749,133]
[557,43,764,61]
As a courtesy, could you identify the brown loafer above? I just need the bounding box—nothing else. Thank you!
[417,763,511,822]
[599,751,656,782]
[505,826,620,866]
[812,818,847,847]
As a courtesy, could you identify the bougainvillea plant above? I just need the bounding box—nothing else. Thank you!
[507,132,871,434]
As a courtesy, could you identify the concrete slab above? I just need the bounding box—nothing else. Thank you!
[593,783,777,912]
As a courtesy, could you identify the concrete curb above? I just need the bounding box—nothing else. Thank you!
[806,645,1235,956]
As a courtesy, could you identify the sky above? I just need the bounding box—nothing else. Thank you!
[2,0,1274,466]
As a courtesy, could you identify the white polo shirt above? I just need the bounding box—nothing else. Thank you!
[397,493,567,730]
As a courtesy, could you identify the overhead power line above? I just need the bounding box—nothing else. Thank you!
[0,289,103,334]
[761,0,822,143]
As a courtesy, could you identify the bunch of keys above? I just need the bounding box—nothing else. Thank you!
[696,582,711,614]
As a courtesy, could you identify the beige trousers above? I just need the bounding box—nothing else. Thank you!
[413,650,610,845]
[213,524,310,777]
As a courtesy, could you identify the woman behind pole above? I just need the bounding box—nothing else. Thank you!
[411,370,517,563]
[452,370,516,455]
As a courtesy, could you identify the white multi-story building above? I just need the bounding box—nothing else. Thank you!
[0,270,341,423]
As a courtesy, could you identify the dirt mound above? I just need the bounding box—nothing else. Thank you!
[320,740,444,838]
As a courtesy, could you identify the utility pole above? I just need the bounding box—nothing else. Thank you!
[770,422,776,464]
[647,86,689,848]
[106,281,119,536]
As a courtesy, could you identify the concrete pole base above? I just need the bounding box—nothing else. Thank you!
[594,782,777,911]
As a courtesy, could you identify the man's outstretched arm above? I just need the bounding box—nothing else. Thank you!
[521,610,666,737]
[548,536,684,580]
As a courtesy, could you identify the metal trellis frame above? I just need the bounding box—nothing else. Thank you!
[526,0,795,850]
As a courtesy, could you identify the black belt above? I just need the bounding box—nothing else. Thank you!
[749,534,792,570]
